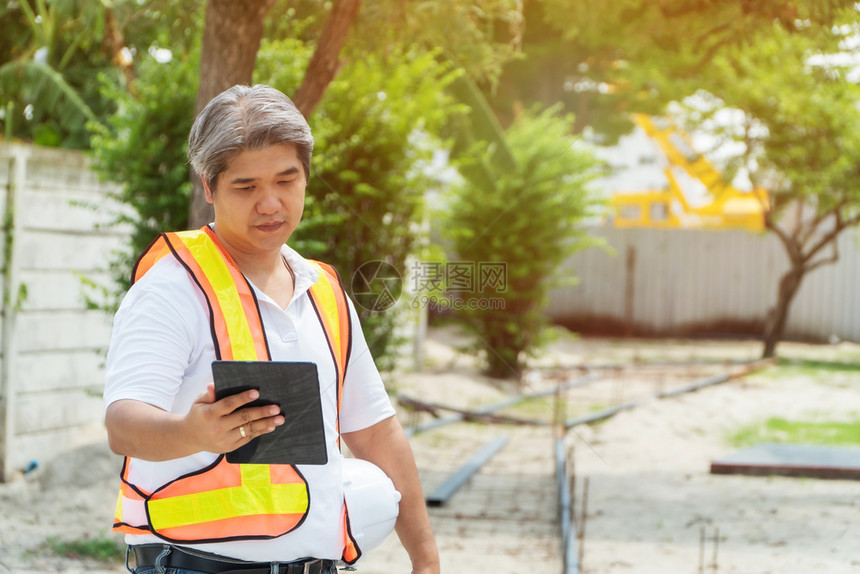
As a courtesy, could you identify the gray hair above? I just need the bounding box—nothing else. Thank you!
[188,84,314,192]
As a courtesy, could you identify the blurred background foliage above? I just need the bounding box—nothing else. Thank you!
[442,105,603,377]
[88,39,199,310]
[0,0,204,146]
[255,37,462,368]
[2,0,860,373]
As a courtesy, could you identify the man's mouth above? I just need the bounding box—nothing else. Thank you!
[256,221,285,232]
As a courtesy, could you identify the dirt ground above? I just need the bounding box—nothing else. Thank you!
[1,328,858,574]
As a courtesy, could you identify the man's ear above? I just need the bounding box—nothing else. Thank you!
[201,175,215,204]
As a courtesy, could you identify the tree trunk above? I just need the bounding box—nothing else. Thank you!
[188,0,275,229]
[187,0,359,227]
[761,266,805,358]
[292,0,360,118]
[103,7,136,91]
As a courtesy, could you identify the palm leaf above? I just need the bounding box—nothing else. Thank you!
[0,60,99,132]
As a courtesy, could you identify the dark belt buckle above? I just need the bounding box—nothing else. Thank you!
[302,559,322,574]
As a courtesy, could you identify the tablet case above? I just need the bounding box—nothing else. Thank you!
[212,361,328,465]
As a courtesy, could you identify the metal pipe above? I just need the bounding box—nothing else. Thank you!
[564,361,771,430]
[564,396,650,429]
[425,435,508,507]
[556,436,580,574]
[404,372,602,437]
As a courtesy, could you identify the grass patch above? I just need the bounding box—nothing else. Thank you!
[502,396,564,420]
[730,417,860,448]
[779,357,860,372]
[43,534,124,562]
[756,357,860,381]
[501,395,607,422]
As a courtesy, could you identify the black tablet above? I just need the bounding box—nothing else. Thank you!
[212,361,328,465]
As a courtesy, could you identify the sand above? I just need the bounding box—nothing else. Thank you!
[1,327,858,574]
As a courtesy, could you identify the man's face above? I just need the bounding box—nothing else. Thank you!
[204,143,306,258]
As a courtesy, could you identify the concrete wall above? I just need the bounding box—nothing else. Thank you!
[548,226,860,342]
[0,142,128,481]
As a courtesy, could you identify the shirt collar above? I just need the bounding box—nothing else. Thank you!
[280,243,319,301]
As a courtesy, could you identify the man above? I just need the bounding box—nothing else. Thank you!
[104,84,440,574]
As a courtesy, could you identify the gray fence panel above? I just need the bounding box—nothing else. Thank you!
[549,227,860,342]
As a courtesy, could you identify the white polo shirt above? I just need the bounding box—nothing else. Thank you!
[104,243,395,562]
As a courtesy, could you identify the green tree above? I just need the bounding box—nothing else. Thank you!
[89,45,199,306]
[256,39,461,368]
[187,0,524,227]
[186,0,278,227]
[0,0,114,146]
[679,20,860,357]
[84,1,205,309]
[483,0,854,139]
[0,0,204,147]
[351,0,523,89]
[442,106,602,379]
[500,1,858,357]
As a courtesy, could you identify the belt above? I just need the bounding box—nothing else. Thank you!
[129,544,336,574]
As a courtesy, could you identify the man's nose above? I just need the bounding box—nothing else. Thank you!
[256,185,280,213]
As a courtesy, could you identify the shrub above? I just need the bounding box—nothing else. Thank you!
[442,106,602,379]
[257,40,460,369]
[89,48,198,310]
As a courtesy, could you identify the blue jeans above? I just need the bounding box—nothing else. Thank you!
[132,568,338,574]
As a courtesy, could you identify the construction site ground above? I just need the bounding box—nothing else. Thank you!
[1,327,859,573]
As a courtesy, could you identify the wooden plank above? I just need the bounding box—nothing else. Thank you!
[710,443,860,480]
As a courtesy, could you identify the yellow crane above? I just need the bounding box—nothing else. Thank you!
[610,114,768,231]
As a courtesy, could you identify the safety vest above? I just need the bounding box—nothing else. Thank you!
[113,226,362,563]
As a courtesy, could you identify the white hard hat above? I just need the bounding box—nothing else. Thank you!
[342,457,401,556]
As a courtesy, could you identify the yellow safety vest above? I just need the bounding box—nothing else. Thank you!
[113,226,361,563]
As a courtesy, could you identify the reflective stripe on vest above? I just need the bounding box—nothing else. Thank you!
[307,261,351,431]
[146,458,310,543]
[114,228,361,561]
[131,226,269,361]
